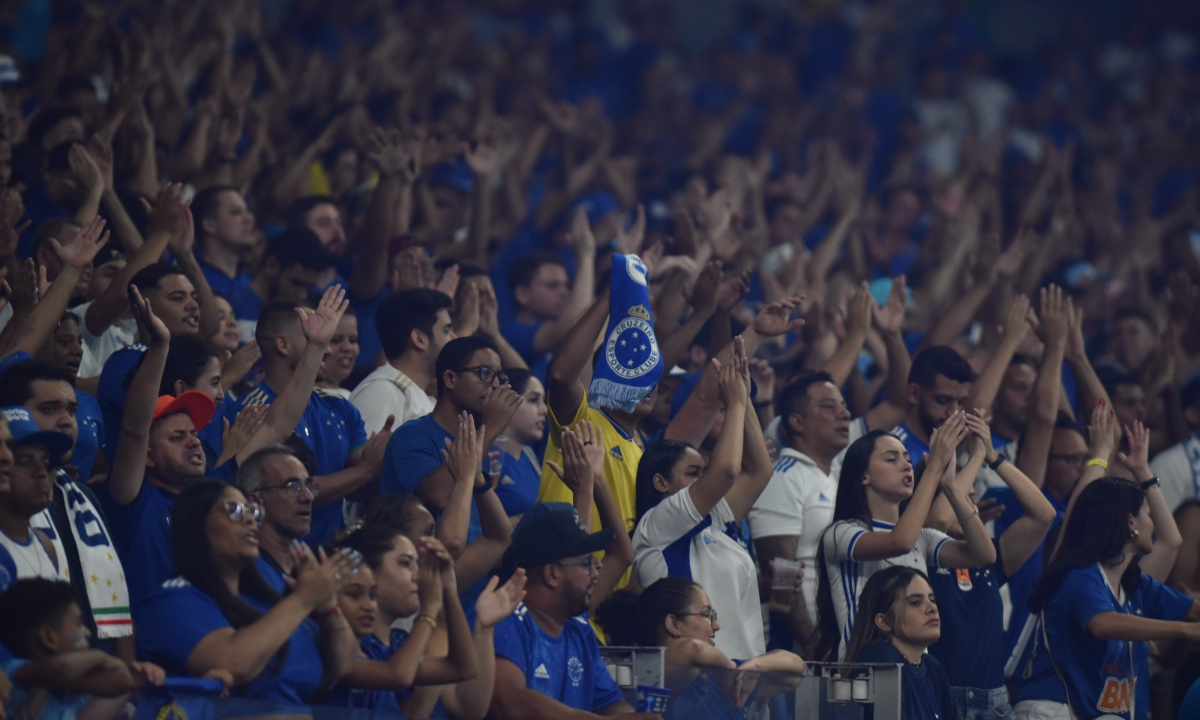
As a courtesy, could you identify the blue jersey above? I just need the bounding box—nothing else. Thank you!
[349,288,387,368]
[226,284,266,325]
[382,414,484,608]
[98,481,175,611]
[996,492,1066,656]
[493,605,623,713]
[493,446,541,518]
[889,423,929,463]
[857,642,956,720]
[325,633,403,713]
[139,576,323,707]
[73,390,103,480]
[232,382,367,545]
[928,539,1008,689]
[1012,566,1193,720]
[498,317,551,383]
[197,259,251,299]
[98,344,147,464]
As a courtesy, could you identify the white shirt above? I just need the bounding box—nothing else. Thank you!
[75,300,136,378]
[633,490,765,661]
[762,416,866,477]
[1150,434,1199,513]
[821,519,951,658]
[349,363,435,434]
[0,526,67,588]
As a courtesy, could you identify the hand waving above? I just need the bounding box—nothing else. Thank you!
[872,275,907,335]
[1117,420,1152,480]
[291,543,362,612]
[129,284,169,347]
[51,214,109,271]
[474,570,527,628]
[297,284,350,347]
[546,427,595,495]
[752,295,806,337]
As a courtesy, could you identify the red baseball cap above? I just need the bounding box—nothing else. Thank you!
[151,391,216,431]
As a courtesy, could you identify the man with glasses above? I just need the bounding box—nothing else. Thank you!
[230,299,392,546]
[382,336,523,608]
[490,502,657,720]
[238,444,319,591]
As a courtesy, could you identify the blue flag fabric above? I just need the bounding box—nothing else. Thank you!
[588,254,663,412]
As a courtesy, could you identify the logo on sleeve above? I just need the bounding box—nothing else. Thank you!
[533,663,551,680]
[568,657,584,686]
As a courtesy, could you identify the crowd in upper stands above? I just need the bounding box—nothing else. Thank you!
[0,0,1198,718]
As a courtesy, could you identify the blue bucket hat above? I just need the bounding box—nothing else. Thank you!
[1,406,72,465]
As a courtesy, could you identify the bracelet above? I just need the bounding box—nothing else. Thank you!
[957,506,980,525]
[987,455,1005,471]
[1141,477,1162,491]
[416,614,438,631]
[474,473,495,495]
[1085,457,1109,470]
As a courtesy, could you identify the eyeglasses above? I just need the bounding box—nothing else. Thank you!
[554,556,596,571]
[223,501,263,525]
[457,366,509,387]
[257,480,321,497]
[1048,453,1089,468]
[677,609,719,624]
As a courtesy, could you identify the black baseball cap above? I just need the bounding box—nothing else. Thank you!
[501,502,614,577]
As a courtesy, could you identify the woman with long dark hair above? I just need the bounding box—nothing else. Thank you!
[1009,473,1200,720]
[135,481,360,705]
[814,412,995,660]
[843,566,957,720]
[489,367,548,524]
[631,339,775,662]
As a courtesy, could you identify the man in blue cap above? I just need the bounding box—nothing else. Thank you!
[489,502,656,720]
[0,406,73,591]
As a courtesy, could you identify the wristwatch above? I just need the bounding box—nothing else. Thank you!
[1141,477,1161,492]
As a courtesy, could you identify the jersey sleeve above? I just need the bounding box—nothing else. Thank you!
[827,520,866,562]
[582,627,623,710]
[919,527,953,570]
[0,547,17,593]
[336,398,368,451]
[1140,574,1195,622]
[381,422,441,496]
[492,612,529,677]
[500,319,543,360]
[746,462,803,539]
[137,584,234,673]
[634,488,707,550]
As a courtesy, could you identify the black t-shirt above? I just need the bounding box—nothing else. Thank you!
[857,642,957,720]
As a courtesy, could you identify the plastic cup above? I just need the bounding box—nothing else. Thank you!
[770,558,801,612]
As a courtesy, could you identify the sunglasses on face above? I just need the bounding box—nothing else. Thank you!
[223,500,264,525]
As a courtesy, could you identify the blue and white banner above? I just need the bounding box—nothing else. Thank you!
[588,254,663,412]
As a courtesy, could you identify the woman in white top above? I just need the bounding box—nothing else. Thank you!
[632,339,774,661]
[814,411,995,660]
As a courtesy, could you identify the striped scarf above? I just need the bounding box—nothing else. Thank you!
[31,472,132,638]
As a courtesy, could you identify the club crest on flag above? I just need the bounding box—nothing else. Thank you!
[605,305,659,380]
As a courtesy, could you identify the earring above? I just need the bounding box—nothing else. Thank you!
[1131,529,1140,539]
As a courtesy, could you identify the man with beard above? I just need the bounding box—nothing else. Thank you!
[237,444,318,591]
[890,346,973,461]
[489,502,656,720]
[226,228,335,341]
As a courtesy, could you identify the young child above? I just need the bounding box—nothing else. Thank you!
[0,578,165,719]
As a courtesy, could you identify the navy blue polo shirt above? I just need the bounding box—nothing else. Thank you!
[231,382,367,545]
[927,539,1007,690]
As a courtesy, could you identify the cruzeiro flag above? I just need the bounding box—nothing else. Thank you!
[588,254,663,412]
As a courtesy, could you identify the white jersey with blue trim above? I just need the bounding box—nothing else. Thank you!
[821,518,951,659]
[633,489,765,661]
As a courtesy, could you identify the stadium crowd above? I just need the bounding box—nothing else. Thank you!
[0,0,1198,718]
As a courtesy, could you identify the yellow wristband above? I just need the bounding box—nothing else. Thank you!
[417,614,438,631]
[1086,457,1108,470]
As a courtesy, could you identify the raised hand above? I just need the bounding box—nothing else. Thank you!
[129,284,169,347]
[748,359,775,405]
[359,415,396,475]
[688,260,722,314]
[996,228,1035,278]
[716,270,751,313]
[568,206,596,257]
[220,405,269,463]
[0,189,29,260]
[1117,420,1152,480]
[291,543,362,612]
[872,275,907,335]
[464,139,500,177]
[68,143,104,192]
[454,281,481,336]
[963,408,993,460]
[480,386,523,437]
[999,294,1033,349]
[436,264,460,298]
[615,204,647,255]
[928,412,968,471]
[441,411,483,487]
[752,295,806,337]
[51,214,109,271]
[546,427,594,495]
[1087,400,1117,463]
[477,282,500,337]
[474,570,527,628]
[297,284,350,346]
[715,336,751,408]
[84,134,115,190]
[167,206,196,258]
[1035,284,1069,346]
[416,538,447,615]
[1065,302,1087,360]
[845,282,873,340]
[575,420,607,482]
[140,183,190,240]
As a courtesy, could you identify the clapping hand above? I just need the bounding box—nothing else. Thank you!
[51,214,109,271]
[546,426,596,495]
[129,284,169,347]
[1117,420,1152,480]
[442,411,484,488]
[752,295,806,337]
[290,542,362,613]
[474,570,527,628]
